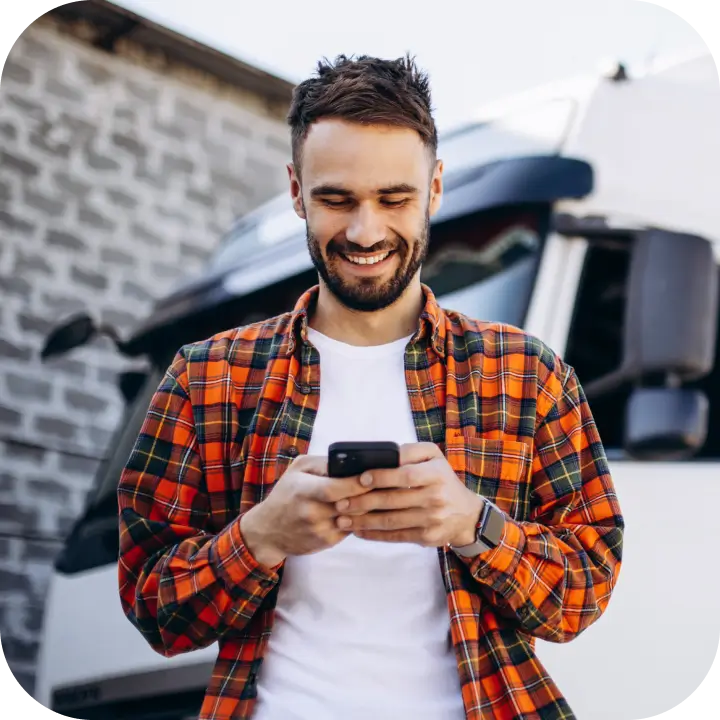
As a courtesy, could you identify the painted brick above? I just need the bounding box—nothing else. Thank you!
[0,14,292,691]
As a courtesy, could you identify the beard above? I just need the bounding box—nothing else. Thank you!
[306,211,430,312]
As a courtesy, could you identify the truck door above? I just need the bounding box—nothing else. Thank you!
[534,226,720,720]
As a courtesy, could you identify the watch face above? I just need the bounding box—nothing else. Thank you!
[482,507,505,546]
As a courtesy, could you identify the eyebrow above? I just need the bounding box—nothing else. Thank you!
[309,183,419,198]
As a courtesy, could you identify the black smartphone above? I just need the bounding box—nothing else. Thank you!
[328,441,400,478]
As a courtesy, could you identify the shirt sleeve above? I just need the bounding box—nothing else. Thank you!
[117,348,280,657]
[456,364,625,643]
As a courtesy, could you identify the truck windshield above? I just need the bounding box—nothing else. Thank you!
[425,206,546,328]
[207,97,570,273]
[60,206,546,574]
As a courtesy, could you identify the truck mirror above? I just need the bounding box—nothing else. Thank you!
[582,228,718,398]
[41,313,97,361]
[622,229,718,382]
[624,387,709,460]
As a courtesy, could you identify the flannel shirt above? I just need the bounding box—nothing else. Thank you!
[118,284,624,720]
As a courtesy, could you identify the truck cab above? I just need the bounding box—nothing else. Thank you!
[34,52,720,720]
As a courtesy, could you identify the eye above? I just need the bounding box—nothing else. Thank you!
[381,198,408,208]
[322,198,350,208]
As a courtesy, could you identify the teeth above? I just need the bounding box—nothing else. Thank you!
[345,252,390,265]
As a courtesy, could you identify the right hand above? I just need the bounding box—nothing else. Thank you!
[240,454,371,567]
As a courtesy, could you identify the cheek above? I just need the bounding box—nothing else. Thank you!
[309,214,346,250]
[398,221,424,250]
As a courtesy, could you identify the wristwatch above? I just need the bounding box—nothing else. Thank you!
[450,500,506,557]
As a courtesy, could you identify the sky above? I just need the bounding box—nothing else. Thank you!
[113,0,707,131]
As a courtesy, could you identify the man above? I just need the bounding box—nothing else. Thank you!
[118,55,624,720]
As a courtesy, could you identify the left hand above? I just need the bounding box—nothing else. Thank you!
[334,442,485,547]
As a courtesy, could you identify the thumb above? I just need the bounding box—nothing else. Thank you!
[293,454,328,476]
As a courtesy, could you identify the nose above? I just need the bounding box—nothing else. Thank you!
[345,203,386,249]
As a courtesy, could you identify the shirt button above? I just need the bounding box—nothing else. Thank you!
[298,384,312,395]
[477,565,492,579]
[286,446,299,458]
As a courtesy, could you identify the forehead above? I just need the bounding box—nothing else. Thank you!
[300,119,431,192]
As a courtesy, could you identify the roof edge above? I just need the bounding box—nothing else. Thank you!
[44,0,296,107]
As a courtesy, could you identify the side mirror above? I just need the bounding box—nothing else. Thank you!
[622,230,717,459]
[41,314,97,361]
[41,314,127,361]
[622,229,718,382]
[583,228,718,397]
[624,387,709,460]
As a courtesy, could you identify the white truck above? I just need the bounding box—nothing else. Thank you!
[34,51,720,720]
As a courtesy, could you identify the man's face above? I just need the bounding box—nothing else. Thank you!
[288,119,443,312]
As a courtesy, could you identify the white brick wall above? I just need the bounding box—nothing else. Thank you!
[0,16,293,694]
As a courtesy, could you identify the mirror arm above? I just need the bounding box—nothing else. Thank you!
[96,323,120,344]
[95,323,132,354]
[583,368,632,399]
[585,368,686,399]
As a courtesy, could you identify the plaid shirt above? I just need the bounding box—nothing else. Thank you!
[118,284,624,720]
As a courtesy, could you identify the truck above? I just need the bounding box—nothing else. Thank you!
[33,50,720,720]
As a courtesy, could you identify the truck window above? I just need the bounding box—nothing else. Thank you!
[563,238,632,455]
[564,240,720,459]
[424,206,548,328]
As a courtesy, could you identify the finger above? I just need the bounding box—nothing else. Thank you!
[303,474,373,504]
[336,509,428,532]
[399,442,443,466]
[317,519,353,543]
[299,499,340,522]
[336,487,430,514]
[293,454,328,476]
[361,459,441,490]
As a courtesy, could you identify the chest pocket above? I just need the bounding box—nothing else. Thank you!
[445,435,533,521]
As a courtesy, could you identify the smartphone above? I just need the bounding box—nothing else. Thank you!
[328,441,400,478]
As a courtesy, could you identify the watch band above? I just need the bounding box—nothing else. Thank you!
[450,500,505,557]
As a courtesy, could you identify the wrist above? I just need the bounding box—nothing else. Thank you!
[240,505,286,568]
[452,494,485,547]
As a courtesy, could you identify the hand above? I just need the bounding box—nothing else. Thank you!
[240,454,372,567]
[332,442,485,547]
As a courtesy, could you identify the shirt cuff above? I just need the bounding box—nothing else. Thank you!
[455,512,527,595]
[211,514,282,601]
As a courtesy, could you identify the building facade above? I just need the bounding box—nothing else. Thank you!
[0,0,294,694]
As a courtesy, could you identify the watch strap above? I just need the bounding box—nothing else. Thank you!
[450,500,497,557]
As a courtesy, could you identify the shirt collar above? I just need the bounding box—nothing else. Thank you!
[285,284,446,358]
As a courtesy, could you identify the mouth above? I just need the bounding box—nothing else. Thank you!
[338,250,397,273]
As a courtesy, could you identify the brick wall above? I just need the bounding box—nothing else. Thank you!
[0,15,292,695]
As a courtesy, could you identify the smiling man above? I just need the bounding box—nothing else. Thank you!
[118,55,624,720]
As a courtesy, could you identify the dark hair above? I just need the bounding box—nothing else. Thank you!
[287,53,438,173]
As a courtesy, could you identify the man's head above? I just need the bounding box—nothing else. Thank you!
[287,54,443,312]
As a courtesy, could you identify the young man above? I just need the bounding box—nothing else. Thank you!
[118,55,624,720]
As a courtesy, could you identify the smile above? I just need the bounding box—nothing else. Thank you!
[341,251,393,265]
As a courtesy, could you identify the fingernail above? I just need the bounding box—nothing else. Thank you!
[337,516,352,529]
[360,472,373,487]
[336,499,349,511]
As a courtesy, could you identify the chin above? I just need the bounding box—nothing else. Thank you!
[331,281,407,312]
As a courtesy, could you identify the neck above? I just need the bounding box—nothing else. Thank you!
[310,277,425,346]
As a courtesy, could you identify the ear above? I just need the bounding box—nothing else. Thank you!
[287,163,306,219]
[428,159,444,218]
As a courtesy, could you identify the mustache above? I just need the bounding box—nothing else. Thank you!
[327,239,402,255]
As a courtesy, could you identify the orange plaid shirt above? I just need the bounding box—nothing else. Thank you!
[118,284,624,720]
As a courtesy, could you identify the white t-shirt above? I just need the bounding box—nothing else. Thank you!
[252,329,465,720]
